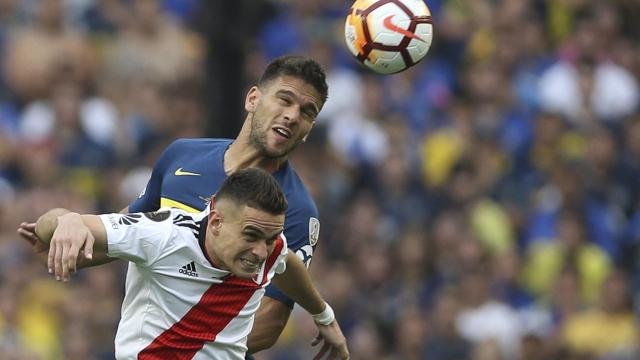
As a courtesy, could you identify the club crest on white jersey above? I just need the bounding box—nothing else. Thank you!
[309,217,320,246]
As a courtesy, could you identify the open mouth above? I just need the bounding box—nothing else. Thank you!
[240,258,260,270]
[273,126,291,139]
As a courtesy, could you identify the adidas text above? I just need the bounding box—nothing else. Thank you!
[180,261,199,277]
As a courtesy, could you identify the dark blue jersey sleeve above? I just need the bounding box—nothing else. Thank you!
[128,140,182,213]
[264,201,320,308]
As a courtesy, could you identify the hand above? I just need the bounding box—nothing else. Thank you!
[18,222,48,262]
[48,213,95,281]
[311,320,349,360]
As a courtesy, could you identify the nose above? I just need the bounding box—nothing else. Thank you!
[282,105,301,125]
[251,240,268,261]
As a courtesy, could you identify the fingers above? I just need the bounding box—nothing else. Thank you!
[47,241,55,274]
[45,215,93,281]
[84,231,95,261]
[311,332,323,347]
[18,222,39,245]
[22,222,37,232]
[311,336,349,360]
[313,342,330,360]
[337,345,349,360]
[18,228,37,245]
[313,340,349,360]
[68,243,80,275]
[53,241,63,280]
[314,321,349,360]
[61,241,70,281]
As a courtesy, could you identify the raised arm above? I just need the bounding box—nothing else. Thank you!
[35,208,109,281]
[272,252,349,360]
[20,205,131,270]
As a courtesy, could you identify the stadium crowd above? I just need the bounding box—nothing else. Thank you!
[1,0,639,359]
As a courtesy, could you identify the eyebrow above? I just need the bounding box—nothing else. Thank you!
[275,89,319,115]
[243,225,281,241]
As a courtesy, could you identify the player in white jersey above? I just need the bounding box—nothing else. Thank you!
[33,168,349,360]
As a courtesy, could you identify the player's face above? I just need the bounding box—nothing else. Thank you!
[246,75,323,158]
[208,202,285,279]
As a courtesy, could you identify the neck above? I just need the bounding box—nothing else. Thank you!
[204,236,227,270]
[224,116,288,174]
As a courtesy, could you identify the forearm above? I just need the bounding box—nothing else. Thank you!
[272,252,325,315]
[80,206,128,266]
[35,208,71,244]
[272,253,347,359]
[247,298,292,353]
[36,209,109,263]
[76,207,129,266]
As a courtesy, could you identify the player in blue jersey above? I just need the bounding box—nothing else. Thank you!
[19,55,329,356]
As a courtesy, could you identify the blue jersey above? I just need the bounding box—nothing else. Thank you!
[129,138,319,308]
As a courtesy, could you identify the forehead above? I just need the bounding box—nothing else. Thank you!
[241,206,285,231]
[265,75,323,109]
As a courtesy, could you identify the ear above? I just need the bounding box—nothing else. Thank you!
[245,86,260,113]
[208,203,222,233]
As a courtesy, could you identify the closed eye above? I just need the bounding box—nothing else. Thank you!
[266,234,279,246]
[243,233,278,247]
[302,108,317,120]
[242,231,261,242]
[277,96,292,105]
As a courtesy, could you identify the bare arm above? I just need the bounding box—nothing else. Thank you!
[81,206,130,266]
[35,208,110,281]
[271,252,349,359]
[19,206,130,269]
[247,297,292,353]
[272,252,325,314]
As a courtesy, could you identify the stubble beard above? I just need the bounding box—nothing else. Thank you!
[249,111,302,159]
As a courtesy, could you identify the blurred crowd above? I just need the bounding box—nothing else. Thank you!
[1,0,640,359]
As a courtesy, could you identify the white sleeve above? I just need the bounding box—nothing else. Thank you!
[98,211,174,266]
[273,233,289,275]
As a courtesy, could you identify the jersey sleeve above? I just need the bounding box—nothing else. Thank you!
[273,234,289,275]
[98,210,175,266]
[128,140,183,213]
[264,203,319,308]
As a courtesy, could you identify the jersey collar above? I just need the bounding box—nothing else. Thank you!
[197,216,230,277]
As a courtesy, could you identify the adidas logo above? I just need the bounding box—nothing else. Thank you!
[179,261,199,277]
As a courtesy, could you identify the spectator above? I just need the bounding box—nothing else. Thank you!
[561,269,639,357]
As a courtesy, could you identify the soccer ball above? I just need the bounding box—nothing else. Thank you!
[344,0,433,74]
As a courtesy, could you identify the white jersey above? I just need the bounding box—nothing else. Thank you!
[98,208,288,360]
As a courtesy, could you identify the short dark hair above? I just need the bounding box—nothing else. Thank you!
[216,168,288,215]
[259,55,329,105]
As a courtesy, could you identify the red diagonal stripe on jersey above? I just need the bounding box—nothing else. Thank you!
[240,237,285,286]
[262,237,284,286]
[138,237,285,359]
[138,281,256,359]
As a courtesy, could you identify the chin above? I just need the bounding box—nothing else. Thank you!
[263,148,289,159]
[231,266,258,280]
[233,271,256,280]
[267,142,299,158]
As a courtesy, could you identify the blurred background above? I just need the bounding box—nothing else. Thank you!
[1,0,639,359]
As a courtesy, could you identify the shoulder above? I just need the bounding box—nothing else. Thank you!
[166,138,232,152]
[282,170,319,243]
[119,208,204,229]
[276,164,320,250]
[162,207,207,225]
[278,163,318,215]
[144,208,205,242]
[157,138,231,168]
